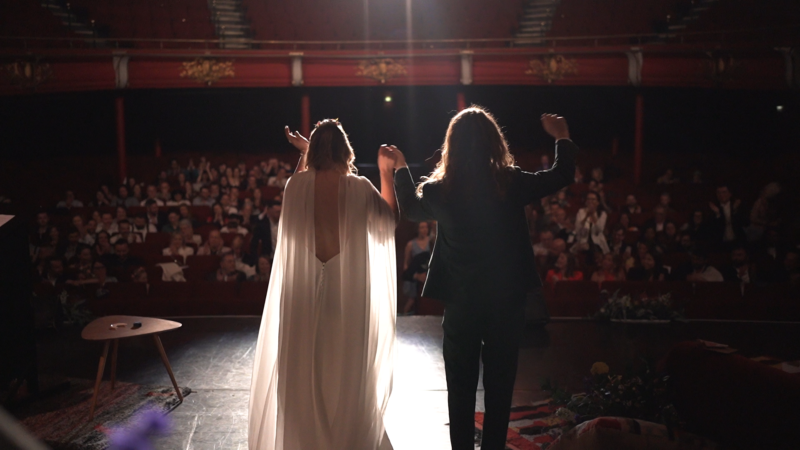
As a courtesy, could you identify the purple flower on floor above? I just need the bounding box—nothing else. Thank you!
[109,408,172,450]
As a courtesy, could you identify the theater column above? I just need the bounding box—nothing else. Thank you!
[115,96,127,182]
[634,93,644,186]
[300,94,310,138]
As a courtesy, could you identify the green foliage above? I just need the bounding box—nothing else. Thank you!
[59,289,94,326]
[594,290,685,322]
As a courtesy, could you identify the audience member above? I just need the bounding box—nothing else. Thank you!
[62,227,81,260]
[193,187,215,207]
[43,257,69,286]
[251,256,272,282]
[158,181,172,203]
[709,185,747,248]
[267,167,289,189]
[572,191,609,255]
[167,189,191,207]
[94,190,111,207]
[96,212,118,234]
[221,215,249,235]
[56,190,84,209]
[627,251,668,281]
[720,245,756,283]
[220,194,239,215]
[111,220,142,244]
[545,252,583,283]
[658,192,676,214]
[71,215,95,245]
[145,199,166,229]
[162,210,182,234]
[643,205,668,232]
[67,245,94,279]
[748,182,781,242]
[31,211,51,247]
[163,233,195,261]
[532,229,554,257]
[114,185,139,207]
[93,231,114,257]
[618,212,638,232]
[208,252,246,282]
[210,203,227,228]
[132,215,157,241]
[230,234,256,277]
[623,195,642,215]
[140,184,165,206]
[198,230,231,256]
[102,240,145,280]
[179,219,203,247]
[591,253,626,283]
[657,169,678,184]
[682,250,724,282]
[251,201,281,258]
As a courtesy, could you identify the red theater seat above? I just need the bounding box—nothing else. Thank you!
[240,282,269,315]
[147,282,192,316]
[687,282,745,320]
[190,281,240,315]
[552,281,601,317]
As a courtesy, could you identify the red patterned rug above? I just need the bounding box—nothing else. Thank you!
[11,378,191,450]
[474,400,568,450]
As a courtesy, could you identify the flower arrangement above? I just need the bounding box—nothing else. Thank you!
[542,360,680,436]
[593,290,685,322]
[59,289,94,326]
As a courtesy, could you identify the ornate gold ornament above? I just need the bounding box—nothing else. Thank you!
[356,58,407,84]
[3,59,53,90]
[706,52,739,85]
[179,58,235,86]
[525,54,578,83]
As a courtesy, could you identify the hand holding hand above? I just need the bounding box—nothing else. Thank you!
[541,114,570,141]
[382,145,407,170]
[284,126,309,153]
[378,145,397,173]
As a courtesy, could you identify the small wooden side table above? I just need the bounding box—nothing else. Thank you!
[81,315,183,420]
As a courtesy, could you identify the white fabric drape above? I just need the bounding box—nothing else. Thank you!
[248,170,397,450]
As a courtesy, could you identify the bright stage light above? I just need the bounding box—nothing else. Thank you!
[385,95,392,103]
[776,105,784,112]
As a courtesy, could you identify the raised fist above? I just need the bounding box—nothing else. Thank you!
[541,114,570,141]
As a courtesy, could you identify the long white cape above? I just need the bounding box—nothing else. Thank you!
[248,170,397,450]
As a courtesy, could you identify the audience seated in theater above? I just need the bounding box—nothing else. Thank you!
[132,215,157,241]
[230,187,242,206]
[94,190,111,208]
[546,252,583,283]
[168,159,182,177]
[209,203,227,228]
[657,221,680,253]
[640,227,664,255]
[111,220,142,245]
[167,189,191,207]
[572,191,609,257]
[115,206,128,225]
[68,245,94,279]
[62,227,81,261]
[131,266,148,283]
[56,190,84,209]
[681,209,710,242]
[96,211,118,235]
[676,232,694,253]
[230,234,256,277]
[618,211,638,232]
[144,199,165,230]
[679,249,724,282]
[608,226,633,257]
[179,219,203,247]
[71,215,95,246]
[32,245,55,278]
[777,250,800,285]
[709,185,748,249]
[267,167,289,189]
[131,183,143,204]
[193,172,211,193]
[193,186,215,207]
[163,233,195,261]
[208,252,246,282]
[140,184,165,206]
[102,241,145,280]
[114,185,139,208]
[161,210,181,234]
[533,229,554,257]
[220,194,239,215]
[227,167,242,188]
[178,205,200,228]
[658,192,676,214]
[251,256,272,282]
[591,253,626,283]
[643,205,669,233]
[720,245,757,283]
[623,195,642,215]
[219,175,231,195]
[43,257,69,286]
[251,201,282,259]
[657,168,679,184]
[245,176,259,194]
[157,181,172,203]
[209,183,221,202]
[549,206,572,242]
[588,166,605,184]
[101,185,116,204]
[31,211,51,247]
[93,231,114,258]
[240,203,256,231]
[221,215,248,236]
[49,227,64,256]
[574,166,584,184]
[198,230,231,256]
[627,251,668,282]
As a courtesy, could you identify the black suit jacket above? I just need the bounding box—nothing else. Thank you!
[394,139,578,304]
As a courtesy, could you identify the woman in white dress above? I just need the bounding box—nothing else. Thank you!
[249,120,398,450]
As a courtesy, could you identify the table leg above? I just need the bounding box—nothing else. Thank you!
[89,340,110,420]
[110,339,119,391]
[153,334,183,401]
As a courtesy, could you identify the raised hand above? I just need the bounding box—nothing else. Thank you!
[385,145,407,170]
[284,126,309,153]
[541,114,570,141]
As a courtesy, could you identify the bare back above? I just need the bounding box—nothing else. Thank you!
[314,169,342,262]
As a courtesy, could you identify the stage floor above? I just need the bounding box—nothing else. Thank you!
[24,316,800,449]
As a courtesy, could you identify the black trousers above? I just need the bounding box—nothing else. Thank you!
[442,294,526,450]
